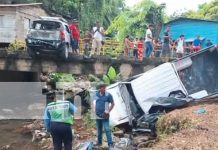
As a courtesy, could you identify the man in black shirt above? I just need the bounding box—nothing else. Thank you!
[162,26,171,59]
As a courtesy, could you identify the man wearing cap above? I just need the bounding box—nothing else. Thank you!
[94,84,114,149]
[44,92,77,150]
[69,19,80,54]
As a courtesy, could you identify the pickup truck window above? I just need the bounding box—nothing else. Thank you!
[32,21,61,30]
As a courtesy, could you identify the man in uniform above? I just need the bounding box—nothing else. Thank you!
[44,92,77,150]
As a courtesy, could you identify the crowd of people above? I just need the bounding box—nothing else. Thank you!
[124,24,214,61]
[69,20,214,60]
[69,19,105,57]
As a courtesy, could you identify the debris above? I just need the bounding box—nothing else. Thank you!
[193,108,208,115]
[114,138,131,149]
[113,130,124,138]
[0,145,10,150]
[77,141,94,150]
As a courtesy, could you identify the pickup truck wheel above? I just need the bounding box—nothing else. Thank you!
[60,44,69,60]
[27,48,37,58]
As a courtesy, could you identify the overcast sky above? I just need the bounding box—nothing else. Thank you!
[125,0,213,15]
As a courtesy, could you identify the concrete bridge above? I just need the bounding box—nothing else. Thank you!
[0,51,164,81]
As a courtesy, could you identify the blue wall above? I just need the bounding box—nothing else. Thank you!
[161,19,218,47]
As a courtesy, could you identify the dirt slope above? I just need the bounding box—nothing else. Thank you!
[153,103,218,150]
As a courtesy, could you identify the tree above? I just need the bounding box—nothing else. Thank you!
[183,0,218,21]
[7,0,125,35]
[80,0,124,34]
[106,0,165,41]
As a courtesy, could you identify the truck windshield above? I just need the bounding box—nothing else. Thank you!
[32,21,61,31]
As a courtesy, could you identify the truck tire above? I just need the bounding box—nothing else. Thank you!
[27,48,37,58]
[60,44,69,60]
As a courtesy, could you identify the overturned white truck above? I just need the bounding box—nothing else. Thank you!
[108,46,218,127]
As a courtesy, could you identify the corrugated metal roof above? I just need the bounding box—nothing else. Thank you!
[165,17,218,25]
[0,3,42,7]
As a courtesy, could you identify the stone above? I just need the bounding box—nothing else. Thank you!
[94,62,107,75]
[0,144,10,150]
[120,64,132,79]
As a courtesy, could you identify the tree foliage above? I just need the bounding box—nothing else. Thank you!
[9,0,124,35]
[182,0,218,21]
[106,0,165,41]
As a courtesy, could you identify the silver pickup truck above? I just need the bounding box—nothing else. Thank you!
[26,17,72,60]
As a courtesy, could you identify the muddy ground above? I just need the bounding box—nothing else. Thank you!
[1,100,218,150]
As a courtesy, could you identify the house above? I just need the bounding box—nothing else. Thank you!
[0,3,48,44]
[161,18,218,47]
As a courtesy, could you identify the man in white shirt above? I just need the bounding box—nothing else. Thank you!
[90,22,104,56]
[145,24,154,58]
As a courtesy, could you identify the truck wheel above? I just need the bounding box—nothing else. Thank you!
[27,48,37,58]
[60,44,69,60]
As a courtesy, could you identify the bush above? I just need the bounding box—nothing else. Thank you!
[156,114,193,138]
[7,39,26,53]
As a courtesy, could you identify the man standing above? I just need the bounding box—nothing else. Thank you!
[69,19,80,54]
[44,92,77,150]
[145,24,154,58]
[90,21,105,56]
[192,35,201,52]
[162,26,171,59]
[206,39,213,47]
[94,84,114,149]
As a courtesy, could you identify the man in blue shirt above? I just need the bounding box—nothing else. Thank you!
[44,92,77,150]
[193,36,201,52]
[94,84,115,149]
[206,39,213,47]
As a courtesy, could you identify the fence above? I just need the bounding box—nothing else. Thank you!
[79,39,122,56]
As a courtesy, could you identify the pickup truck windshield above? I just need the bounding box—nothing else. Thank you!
[32,21,61,31]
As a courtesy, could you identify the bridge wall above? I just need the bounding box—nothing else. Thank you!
[0,54,164,78]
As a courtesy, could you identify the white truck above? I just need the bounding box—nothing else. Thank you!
[108,46,218,127]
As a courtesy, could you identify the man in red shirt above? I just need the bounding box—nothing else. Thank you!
[69,19,80,54]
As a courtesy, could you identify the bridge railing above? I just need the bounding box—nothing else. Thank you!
[79,39,123,57]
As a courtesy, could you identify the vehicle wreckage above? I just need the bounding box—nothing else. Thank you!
[106,45,218,135]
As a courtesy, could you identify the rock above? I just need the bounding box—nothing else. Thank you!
[134,135,149,144]
[32,130,49,142]
[0,145,10,150]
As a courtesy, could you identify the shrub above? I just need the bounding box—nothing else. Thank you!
[156,114,193,138]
